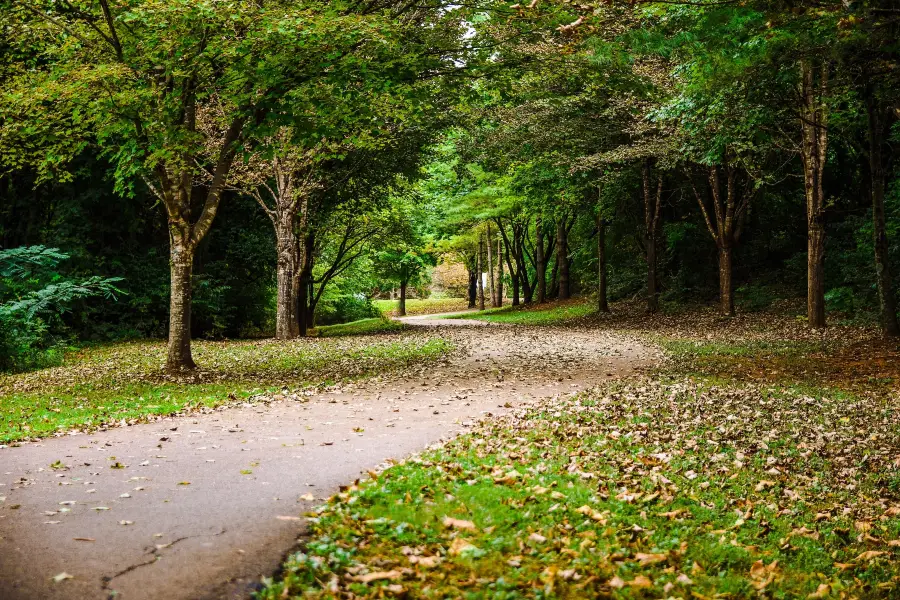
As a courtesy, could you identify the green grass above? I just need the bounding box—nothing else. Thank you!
[446,300,596,325]
[374,297,469,317]
[0,335,453,443]
[314,317,403,337]
[259,375,900,599]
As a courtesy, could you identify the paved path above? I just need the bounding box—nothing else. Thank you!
[0,322,657,600]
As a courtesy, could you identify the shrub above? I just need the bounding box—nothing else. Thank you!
[0,246,122,372]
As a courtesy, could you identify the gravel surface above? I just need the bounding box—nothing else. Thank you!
[0,321,657,600]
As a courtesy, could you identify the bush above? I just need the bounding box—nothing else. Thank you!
[315,294,381,326]
[0,246,122,372]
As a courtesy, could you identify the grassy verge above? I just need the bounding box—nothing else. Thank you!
[0,335,452,443]
[315,317,404,337]
[375,298,470,317]
[260,375,900,599]
[447,299,596,326]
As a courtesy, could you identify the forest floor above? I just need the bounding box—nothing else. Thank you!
[258,300,900,600]
[0,315,654,600]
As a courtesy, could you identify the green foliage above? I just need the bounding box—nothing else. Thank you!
[315,295,382,327]
[0,245,122,372]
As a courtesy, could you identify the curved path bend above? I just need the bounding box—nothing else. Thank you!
[0,320,656,600]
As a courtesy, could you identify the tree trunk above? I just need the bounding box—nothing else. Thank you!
[597,212,609,312]
[306,276,316,329]
[274,215,297,339]
[297,273,309,337]
[399,275,407,317]
[557,217,570,300]
[486,225,496,307]
[867,89,900,336]
[496,237,504,306]
[296,231,314,336]
[642,159,663,314]
[536,215,546,303]
[799,59,829,328]
[646,241,659,313]
[467,268,477,308]
[477,237,485,311]
[511,273,520,306]
[166,237,196,370]
[718,246,734,317]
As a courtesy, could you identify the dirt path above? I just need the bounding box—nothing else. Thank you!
[0,322,657,600]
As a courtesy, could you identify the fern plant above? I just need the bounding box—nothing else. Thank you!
[0,246,123,372]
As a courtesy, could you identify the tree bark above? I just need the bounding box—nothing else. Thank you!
[399,275,407,316]
[536,215,546,303]
[167,236,196,371]
[486,225,496,307]
[718,246,734,317]
[477,235,485,311]
[642,159,663,313]
[799,58,829,328]
[467,268,477,308]
[496,237,504,306]
[296,231,314,336]
[866,88,900,336]
[557,216,570,300]
[597,211,609,313]
[274,214,297,339]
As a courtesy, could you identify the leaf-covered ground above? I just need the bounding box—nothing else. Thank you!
[260,377,900,599]
[259,301,900,599]
[0,334,452,443]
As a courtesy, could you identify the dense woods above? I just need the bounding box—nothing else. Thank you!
[2,0,900,371]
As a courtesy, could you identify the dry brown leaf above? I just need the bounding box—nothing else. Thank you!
[442,516,477,531]
[629,575,653,588]
[350,570,402,583]
[448,537,478,556]
[634,552,667,566]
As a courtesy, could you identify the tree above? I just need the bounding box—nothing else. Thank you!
[3,0,469,368]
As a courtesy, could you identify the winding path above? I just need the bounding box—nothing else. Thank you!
[0,320,656,600]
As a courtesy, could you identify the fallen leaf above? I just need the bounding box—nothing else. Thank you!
[634,552,667,566]
[443,516,477,531]
[448,537,479,556]
[350,570,402,583]
[52,572,73,583]
[629,575,653,588]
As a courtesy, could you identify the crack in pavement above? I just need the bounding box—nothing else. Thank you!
[101,528,229,591]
